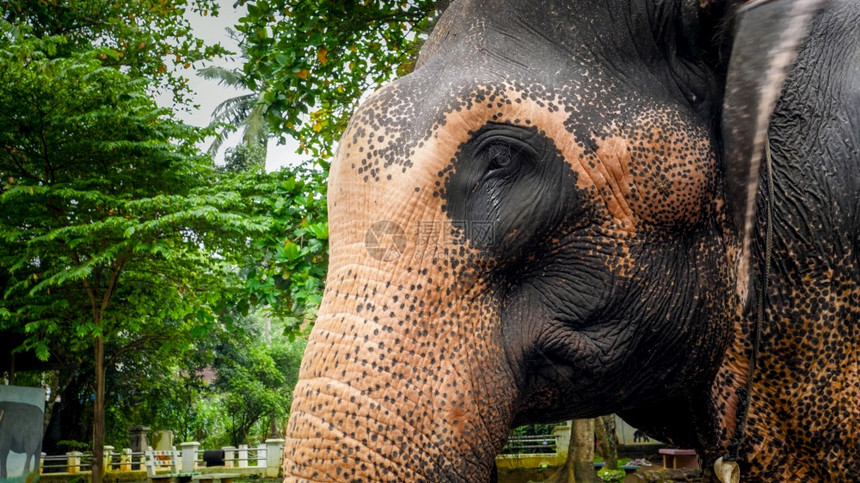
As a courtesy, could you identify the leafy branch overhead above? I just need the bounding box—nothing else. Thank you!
[216,153,328,333]
[236,0,443,159]
[1,0,229,103]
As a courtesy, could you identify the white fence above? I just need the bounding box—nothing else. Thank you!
[500,433,559,454]
[40,439,285,479]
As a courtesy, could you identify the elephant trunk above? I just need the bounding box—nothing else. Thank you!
[283,270,516,482]
[284,343,453,481]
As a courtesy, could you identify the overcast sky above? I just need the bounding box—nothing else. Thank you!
[156,0,302,172]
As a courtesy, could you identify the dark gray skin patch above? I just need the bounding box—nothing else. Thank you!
[709,2,860,479]
[441,123,584,254]
[439,118,732,427]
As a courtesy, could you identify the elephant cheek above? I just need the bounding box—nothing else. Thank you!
[283,280,517,482]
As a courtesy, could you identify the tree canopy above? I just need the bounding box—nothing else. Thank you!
[0,31,266,362]
[1,0,228,102]
[235,0,444,159]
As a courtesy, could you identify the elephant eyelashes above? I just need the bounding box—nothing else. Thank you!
[475,130,540,180]
[487,144,512,169]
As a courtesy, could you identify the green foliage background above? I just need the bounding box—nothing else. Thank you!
[235,0,443,159]
[0,0,334,459]
[1,0,229,103]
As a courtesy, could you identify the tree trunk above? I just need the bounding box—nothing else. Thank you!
[92,334,105,483]
[604,415,618,469]
[547,419,596,482]
[42,370,70,434]
[572,419,596,483]
[595,415,619,470]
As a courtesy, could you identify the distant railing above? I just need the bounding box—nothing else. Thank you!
[39,440,285,479]
[41,452,93,473]
[494,425,570,471]
[500,433,558,454]
[196,443,268,468]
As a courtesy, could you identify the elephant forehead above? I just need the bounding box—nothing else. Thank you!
[335,79,717,229]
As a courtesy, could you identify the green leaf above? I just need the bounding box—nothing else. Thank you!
[282,241,300,261]
[307,222,328,240]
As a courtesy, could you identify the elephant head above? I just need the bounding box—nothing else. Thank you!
[283,0,826,481]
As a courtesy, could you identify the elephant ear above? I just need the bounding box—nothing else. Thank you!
[722,0,822,303]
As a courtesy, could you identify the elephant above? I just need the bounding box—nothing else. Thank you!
[0,401,44,478]
[282,0,858,481]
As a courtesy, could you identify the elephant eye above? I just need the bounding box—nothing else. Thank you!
[473,125,540,178]
[487,144,512,169]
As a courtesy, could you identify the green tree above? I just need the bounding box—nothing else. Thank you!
[101,311,307,448]
[0,0,228,102]
[224,1,441,333]
[213,314,305,445]
[221,136,268,174]
[235,0,444,159]
[102,336,214,445]
[215,163,328,336]
[201,64,269,156]
[0,32,267,483]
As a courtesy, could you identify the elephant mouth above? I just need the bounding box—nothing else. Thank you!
[515,330,643,423]
[514,353,589,423]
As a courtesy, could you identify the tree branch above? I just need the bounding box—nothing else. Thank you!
[0,144,44,183]
[100,252,132,315]
[71,251,99,322]
[105,334,168,368]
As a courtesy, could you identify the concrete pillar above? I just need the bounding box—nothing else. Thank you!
[128,425,150,452]
[265,439,284,478]
[67,451,82,474]
[238,444,248,468]
[554,421,572,459]
[256,443,266,468]
[128,425,149,470]
[104,445,114,472]
[180,442,200,473]
[222,446,236,468]
[120,448,132,471]
[152,430,174,450]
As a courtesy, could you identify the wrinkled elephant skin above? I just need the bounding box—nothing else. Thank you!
[283,0,859,481]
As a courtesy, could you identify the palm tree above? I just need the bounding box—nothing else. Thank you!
[198,31,268,158]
